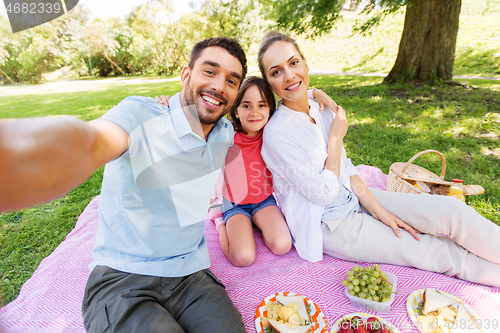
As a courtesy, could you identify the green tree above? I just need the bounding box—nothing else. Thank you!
[260,0,463,83]
[201,0,265,52]
[0,46,14,84]
[81,24,125,76]
[0,23,63,84]
[0,5,90,84]
[126,0,178,75]
[147,12,205,75]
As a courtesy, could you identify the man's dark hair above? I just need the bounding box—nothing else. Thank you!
[188,37,248,80]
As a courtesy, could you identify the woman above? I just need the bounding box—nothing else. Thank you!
[258,31,500,287]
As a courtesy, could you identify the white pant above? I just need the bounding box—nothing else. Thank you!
[322,189,500,287]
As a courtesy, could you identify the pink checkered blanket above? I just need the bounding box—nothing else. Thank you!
[1,165,499,332]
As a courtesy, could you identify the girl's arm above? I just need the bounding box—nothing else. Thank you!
[308,88,339,112]
[350,175,420,240]
[155,95,171,107]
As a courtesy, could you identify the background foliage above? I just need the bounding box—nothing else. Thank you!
[1,0,499,84]
[0,0,266,83]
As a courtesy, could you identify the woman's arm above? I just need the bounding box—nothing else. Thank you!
[262,130,341,207]
[0,117,129,212]
[350,175,420,240]
[324,106,348,178]
[262,102,348,205]
[306,89,346,178]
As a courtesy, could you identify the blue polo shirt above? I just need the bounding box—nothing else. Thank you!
[90,93,233,277]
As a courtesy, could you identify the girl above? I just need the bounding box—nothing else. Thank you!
[257,31,500,287]
[218,76,291,266]
[156,76,336,267]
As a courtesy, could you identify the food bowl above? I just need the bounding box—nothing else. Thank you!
[344,271,397,313]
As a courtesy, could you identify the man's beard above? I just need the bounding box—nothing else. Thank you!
[183,78,229,125]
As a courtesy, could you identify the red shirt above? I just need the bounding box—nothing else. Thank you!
[222,131,273,205]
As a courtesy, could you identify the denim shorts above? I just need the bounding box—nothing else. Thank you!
[221,194,277,223]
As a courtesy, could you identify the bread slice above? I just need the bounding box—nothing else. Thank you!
[268,319,312,333]
[422,289,456,314]
[276,295,310,322]
[451,303,481,333]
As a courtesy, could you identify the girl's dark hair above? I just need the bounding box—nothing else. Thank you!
[258,31,305,81]
[229,76,276,133]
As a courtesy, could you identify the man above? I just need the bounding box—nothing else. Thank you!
[0,37,247,333]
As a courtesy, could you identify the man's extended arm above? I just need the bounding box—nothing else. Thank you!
[0,117,129,212]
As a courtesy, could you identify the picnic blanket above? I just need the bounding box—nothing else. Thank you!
[0,165,499,333]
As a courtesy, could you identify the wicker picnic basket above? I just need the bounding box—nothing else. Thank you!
[387,150,485,196]
[387,150,449,195]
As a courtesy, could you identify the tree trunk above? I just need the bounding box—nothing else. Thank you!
[384,0,462,83]
[0,68,14,84]
[104,52,125,76]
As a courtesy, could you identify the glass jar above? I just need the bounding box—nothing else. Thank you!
[448,179,465,202]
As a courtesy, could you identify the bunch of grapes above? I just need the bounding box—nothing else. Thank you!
[341,264,394,303]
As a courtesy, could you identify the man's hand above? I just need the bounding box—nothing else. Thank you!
[155,95,171,107]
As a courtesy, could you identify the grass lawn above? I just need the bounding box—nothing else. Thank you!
[1,75,499,307]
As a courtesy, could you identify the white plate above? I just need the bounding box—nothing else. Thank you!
[255,292,328,333]
[330,312,401,333]
[406,289,483,333]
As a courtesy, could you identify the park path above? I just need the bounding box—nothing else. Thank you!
[0,70,498,97]
[0,77,180,96]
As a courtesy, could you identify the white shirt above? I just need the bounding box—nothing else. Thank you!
[261,99,359,262]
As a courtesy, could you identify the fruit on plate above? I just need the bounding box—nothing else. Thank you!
[336,315,394,333]
[342,264,394,302]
